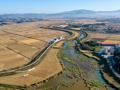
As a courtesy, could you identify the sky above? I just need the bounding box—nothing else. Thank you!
[0,0,120,14]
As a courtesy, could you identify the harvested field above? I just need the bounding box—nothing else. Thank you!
[20,39,39,44]
[53,41,64,49]
[0,48,62,86]
[109,35,120,40]
[0,45,28,70]
[7,43,39,58]
[87,32,120,41]
[71,28,80,30]
[74,20,97,24]
[0,21,67,70]
[100,40,120,45]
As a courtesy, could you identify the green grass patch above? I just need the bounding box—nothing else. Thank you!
[87,80,104,87]
[80,56,89,62]
[58,49,76,65]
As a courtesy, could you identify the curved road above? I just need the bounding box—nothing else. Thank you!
[0,28,75,76]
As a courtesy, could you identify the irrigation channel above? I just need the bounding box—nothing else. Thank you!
[31,30,115,90]
[79,31,117,90]
[0,27,117,90]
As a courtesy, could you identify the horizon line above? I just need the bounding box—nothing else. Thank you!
[0,9,120,15]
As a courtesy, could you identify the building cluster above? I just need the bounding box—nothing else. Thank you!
[99,43,120,57]
[100,46,115,56]
[48,36,64,44]
[98,43,120,73]
[107,23,120,30]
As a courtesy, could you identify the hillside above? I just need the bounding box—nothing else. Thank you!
[1,9,120,22]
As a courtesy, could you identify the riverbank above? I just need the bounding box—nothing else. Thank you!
[78,31,119,90]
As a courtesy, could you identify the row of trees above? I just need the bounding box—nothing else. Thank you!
[74,38,100,52]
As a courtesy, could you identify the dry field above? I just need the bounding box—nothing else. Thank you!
[74,20,97,24]
[71,27,80,31]
[87,32,120,41]
[0,45,28,70]
[68,31,79,40]
[0,48,62,86]
[100,40,120,44]
[53,41,65,49]
[0,21,67,70]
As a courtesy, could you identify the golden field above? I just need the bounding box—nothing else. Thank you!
[87,32,120,41]
[0,48,62,86]
[0,21,67,70]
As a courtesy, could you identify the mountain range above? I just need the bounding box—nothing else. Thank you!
[1,9,120,20]
[48,9,120,18]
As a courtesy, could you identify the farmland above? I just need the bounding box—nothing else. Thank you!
[87,32,120,41]
[0,48,62,86]
[0,19,119,90]
[0,21,67,74]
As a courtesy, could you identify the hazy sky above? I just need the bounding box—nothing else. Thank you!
[0,0,120,14]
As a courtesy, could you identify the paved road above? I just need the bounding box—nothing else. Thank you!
[0,28,75,76]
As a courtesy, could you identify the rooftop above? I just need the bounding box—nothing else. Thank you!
[98,40,120,45]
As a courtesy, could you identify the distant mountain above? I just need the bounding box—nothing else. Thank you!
[1,9,120,21]
[49,9,120,18]
[48,9,96,18]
